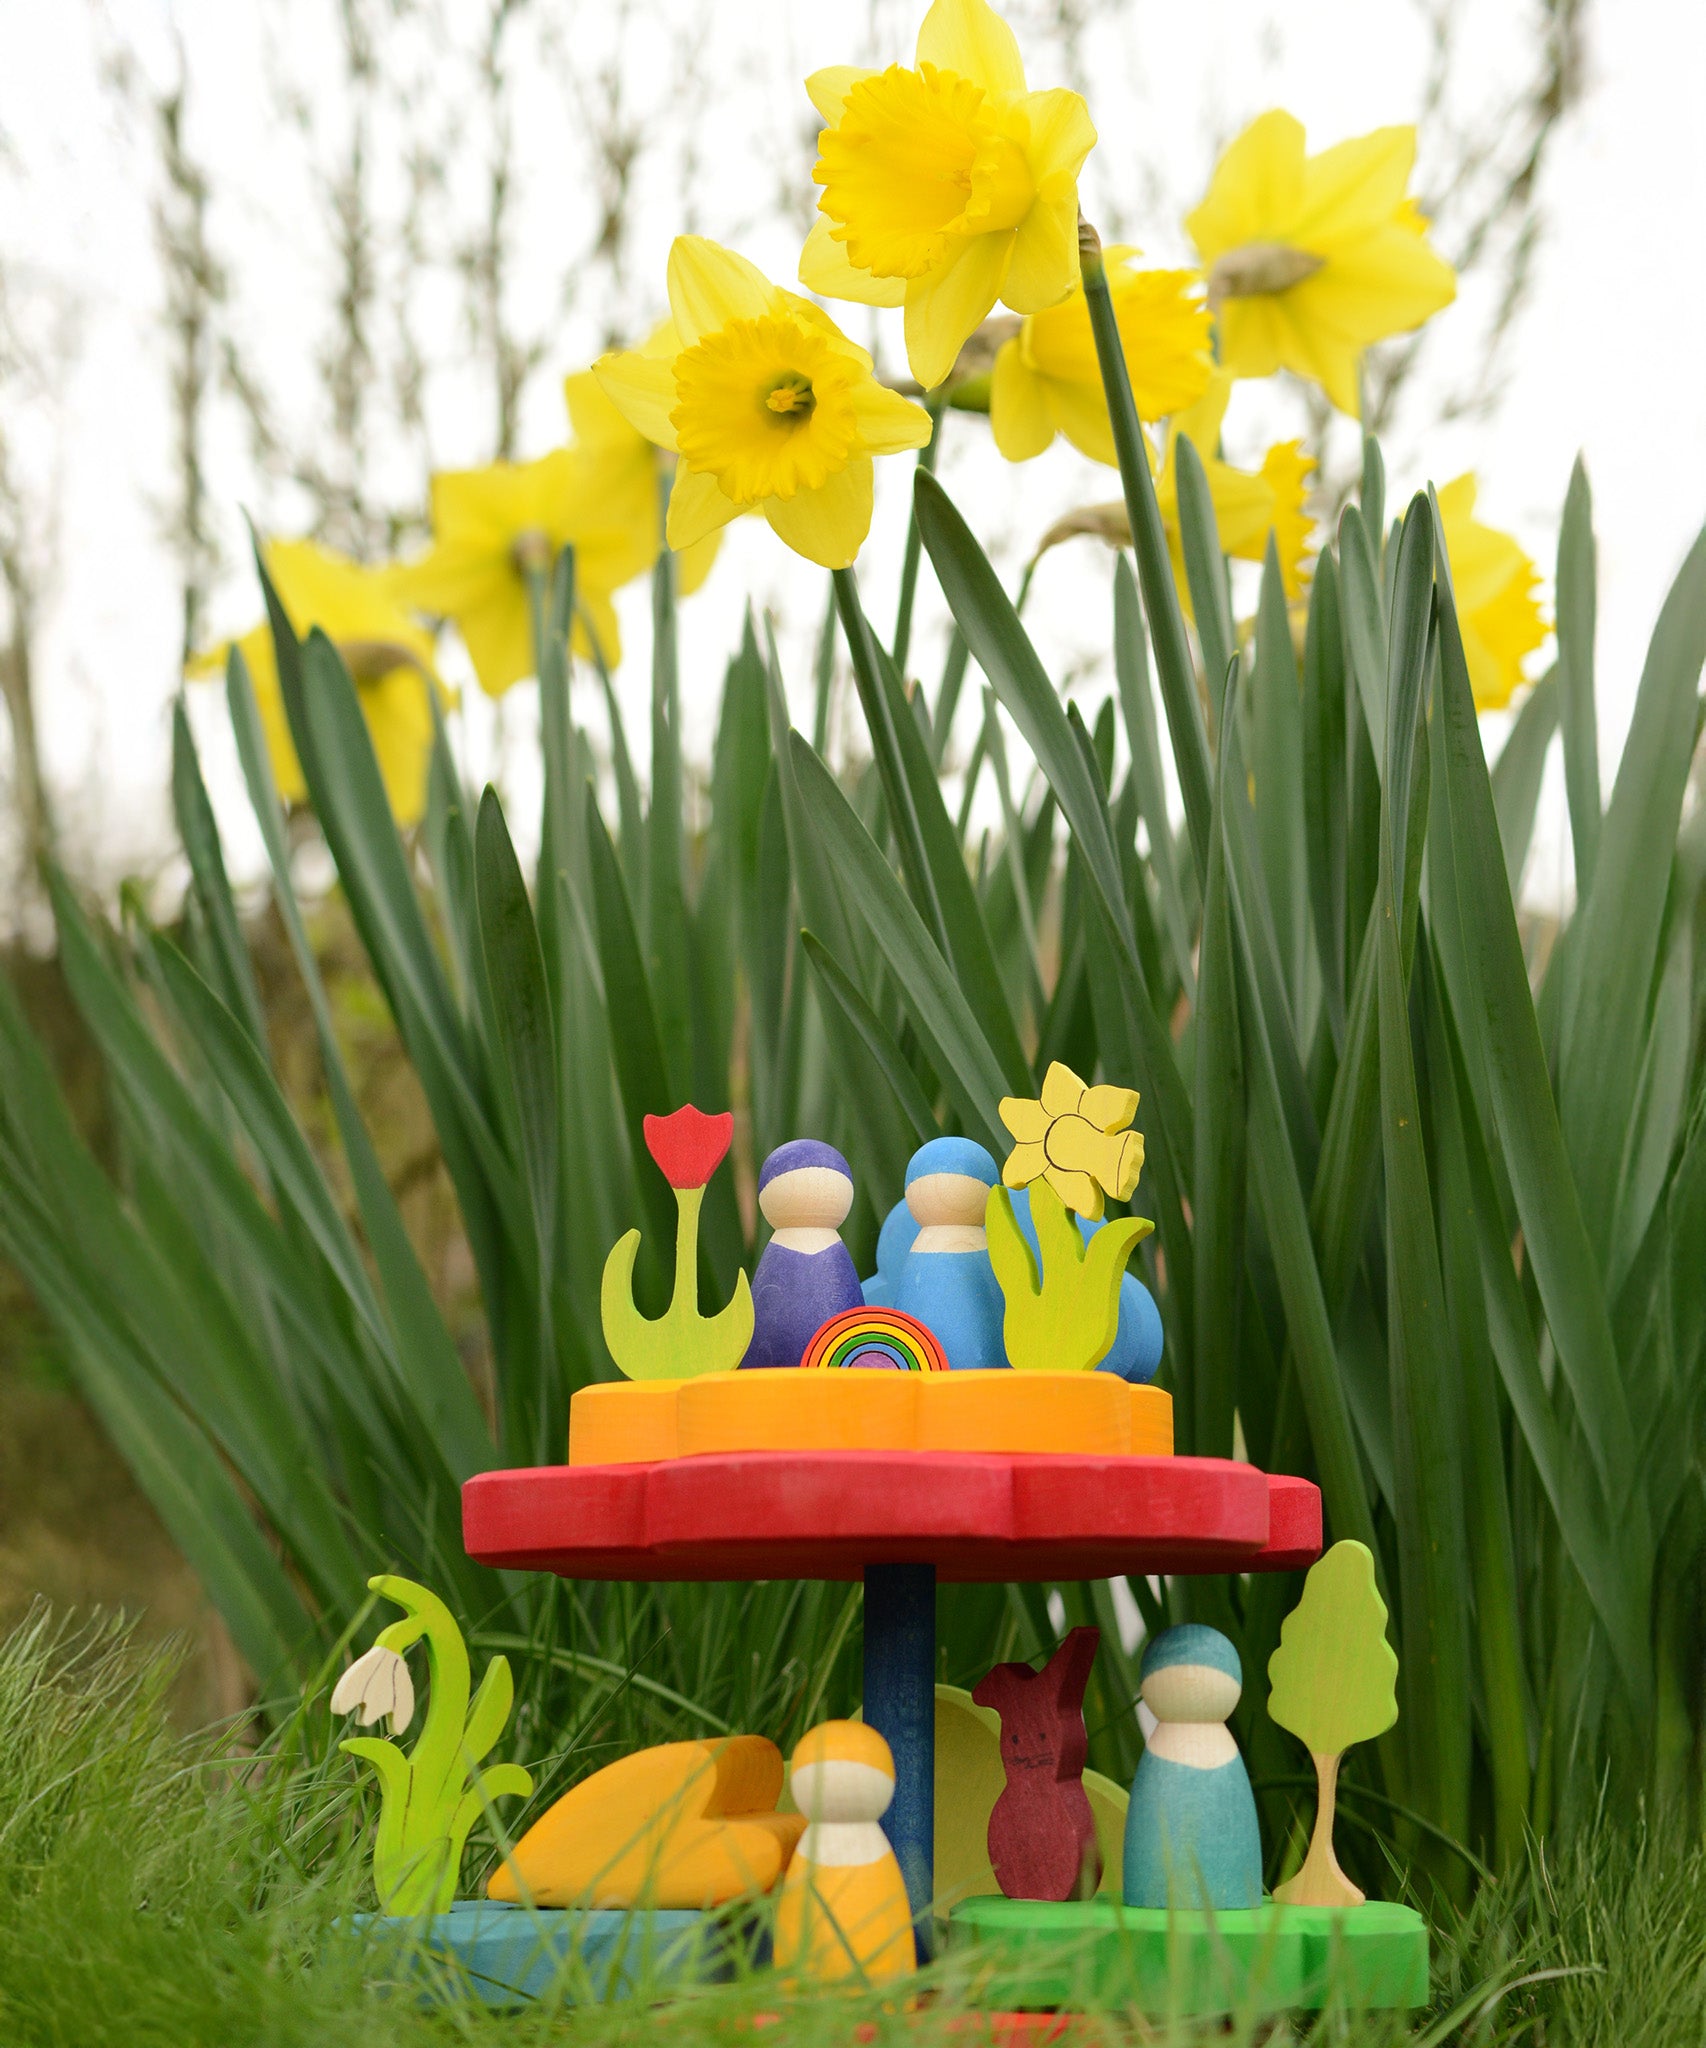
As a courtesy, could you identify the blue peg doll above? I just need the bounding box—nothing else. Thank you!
[892,1137,1007,1371]
[1124,1625,1263,1911]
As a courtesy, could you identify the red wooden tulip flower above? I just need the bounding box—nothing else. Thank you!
[643,1105,734,1190]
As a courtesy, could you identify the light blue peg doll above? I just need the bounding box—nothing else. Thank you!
[892,1137,1007,1371]
[1124,1625,1263,1911]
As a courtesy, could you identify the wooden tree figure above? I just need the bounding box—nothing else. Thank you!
[1266,1540,1399,1908]
[972,1626,1102,1901]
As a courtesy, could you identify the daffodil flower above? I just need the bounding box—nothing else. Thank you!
[1032,372,1315,607]
[390,446,656,695]
[800,0,1096,391]
[563,319,729,599]
[1155,371,1317,602]
[331,1642,415,1734]
[990,248,1213,464]
[999,1060,1145,1222]
[187,539,447,827]
[592,238,933,572]
[1186,110,1456,416]
[1437,474,1546,710]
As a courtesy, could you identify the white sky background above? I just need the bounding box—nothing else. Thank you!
[2,0,1704,925]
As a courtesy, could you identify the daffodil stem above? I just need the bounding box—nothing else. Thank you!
[891,399,945,675]
[1079,220,1214,885]
[523,563,551,688]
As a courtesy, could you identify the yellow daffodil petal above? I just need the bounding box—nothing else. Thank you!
[454,583,538,698]
[361,665,437,827]
[1294,125,1417,247]
[1174,367,1234,456]
[1438,474,1546,710]
[1258,440,1316,598]
[666,465,744,554]
[1000,1095,1054,1144]
[1002,181,1079,315]
[849,378,935,455]
[667,235,777,346]
[1002,1140,1047,1189]
[1186,109,1306,258]
[674,527,723,597]
[806,63,876,125]
[1038,374,1117,466]
[904,231,1014,390]
[1039,1060,1087,1117]
[799,214,908,309]
[589,351,679,451]
[763,455,874,571]
[990,337,1053,460]
[575,586,623,673]
[1045,1164,1103,1222]
[1078,1082,1139,1133]
[1291,223,1457,351]
[915,0,1027,97]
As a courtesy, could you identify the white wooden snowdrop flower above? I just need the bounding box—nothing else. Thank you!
[331,1643,415,1733]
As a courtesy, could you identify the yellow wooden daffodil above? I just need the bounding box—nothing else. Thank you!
[990,247,1213,463]
[1156,370,1316,600]
[999,1060,1144,1222]
[1186,110,1456,416]
[188,538,446,827]
[801,0,1097,391]
[390,446,655,695]
[563,319,727,599]
[1437,473,1546,710]
[593,237,933,572]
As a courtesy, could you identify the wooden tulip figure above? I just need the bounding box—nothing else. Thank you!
[973,1626,1102,1901]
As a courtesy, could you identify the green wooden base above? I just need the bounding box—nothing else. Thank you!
[947,1896,1429,2013]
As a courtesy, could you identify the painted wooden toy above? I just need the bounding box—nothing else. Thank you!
[1267,1540,1399,1908]
[893,1137,1008,1371]
[986,1179,1151,1374]
[332,1575,533,1916]
[998,1062,1146,1222]
[860,1197,919,1308]
[602,1105,753,1379]
[801,1305,949,1373]
[742,1140,865,1369]
[1007,1188,1164,1382]
[1123,1625,1262,1912]
[487,1735,804,1909]
[972,1626,1102,1902]
[774,1721,916,1985]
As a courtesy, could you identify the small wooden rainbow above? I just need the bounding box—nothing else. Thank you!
[800,1305,950,1374]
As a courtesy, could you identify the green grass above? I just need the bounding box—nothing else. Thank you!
[3,1609,1700,2046]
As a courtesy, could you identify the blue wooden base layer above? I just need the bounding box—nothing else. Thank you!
[353,1901,734,2005]
[948,1895,1429,2013]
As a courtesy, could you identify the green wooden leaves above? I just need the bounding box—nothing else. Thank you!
[1268,1542,1399,1761]
[986,1182,1150,1374]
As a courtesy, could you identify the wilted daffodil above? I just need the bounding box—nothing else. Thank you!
[999,1060,1144,1222]
[1186,110,1456,416]
[564,320,727,599]
[592,237,932,572]
[187,538,446,827]
[990,248,1213,464]
[391,447,655,694]
[801,0,1097,391]
[1437,473,1546,710]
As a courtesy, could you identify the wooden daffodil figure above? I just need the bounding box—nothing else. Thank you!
[986,1061,1153,1373]
[601,1105,754,1379]
[1267,1540,1399,1908]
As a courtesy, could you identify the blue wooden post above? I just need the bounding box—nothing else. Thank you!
[862,1561,935,1961]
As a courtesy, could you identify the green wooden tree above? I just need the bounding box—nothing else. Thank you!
[1266,1541,1398,1907]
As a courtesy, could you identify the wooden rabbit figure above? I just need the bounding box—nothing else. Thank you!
[972,1625,1102,1901]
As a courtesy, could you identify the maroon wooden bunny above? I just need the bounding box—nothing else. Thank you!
[973,1625,1102,1901]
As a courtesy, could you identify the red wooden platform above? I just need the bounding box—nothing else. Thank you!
[462,1452,1320,1583]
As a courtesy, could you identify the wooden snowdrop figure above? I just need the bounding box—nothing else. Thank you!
[1124,1624,1262,1912]
[893,1137,1006,1370]
[743,1141,864,1369]
[774,1721,915,1985]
